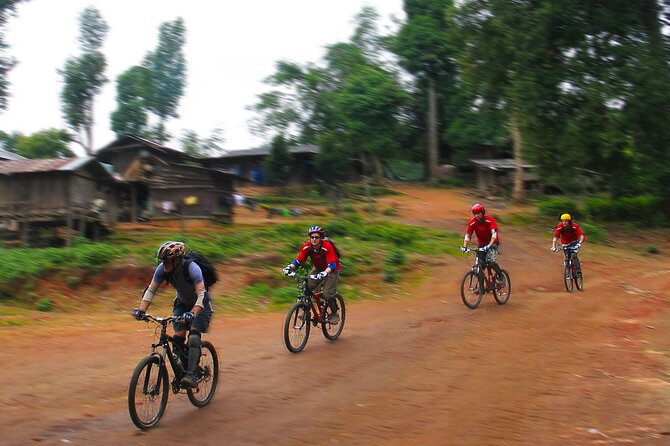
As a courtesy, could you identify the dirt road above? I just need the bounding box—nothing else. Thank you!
[2,186,670,445]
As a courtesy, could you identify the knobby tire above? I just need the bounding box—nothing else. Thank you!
[322,294,346,341]
[187,341,219,408]
[128,355,169,430]
[493,269,512,305]
[461,270,484,309]
[284,302,311,353]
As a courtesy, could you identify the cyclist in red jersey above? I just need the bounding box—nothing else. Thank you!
[283,226,342,324]
[551,213,585,274]
[551,213,585,251]
[460,203,503,276]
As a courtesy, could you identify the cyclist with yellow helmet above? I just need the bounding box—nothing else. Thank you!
[551,213,586,275]
[551,213,585,251]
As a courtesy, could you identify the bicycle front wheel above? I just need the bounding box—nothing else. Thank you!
[284,302,311,353]
[564,262,574,292]
[187,341,219,407]
[128,355,169,430]
[493,269,511,305]
[322,294,346,341]
[460,270,483,309]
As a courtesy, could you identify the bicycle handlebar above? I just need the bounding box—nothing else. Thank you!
[284,271,323,281]
[136,314,188,324]
[462,246,490,253]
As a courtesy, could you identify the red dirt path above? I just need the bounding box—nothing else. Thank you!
[2,185,670,445]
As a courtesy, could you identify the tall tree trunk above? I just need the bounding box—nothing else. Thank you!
[509,115,525,203]
[427,76,439,181]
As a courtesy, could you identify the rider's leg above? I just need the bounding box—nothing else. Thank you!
[572,254,582,274]
[486,245,503,277]
[306,268,320,295]
[177,296,213,388]
[323,271,340,323]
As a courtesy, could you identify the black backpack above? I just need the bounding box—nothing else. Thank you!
[183,252,219,288]
[324,237,343,259]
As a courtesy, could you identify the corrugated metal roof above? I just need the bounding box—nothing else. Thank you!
[0,158,75,174]
[470,159,536,170]
[0,148,26,161]
[212,144,319,159]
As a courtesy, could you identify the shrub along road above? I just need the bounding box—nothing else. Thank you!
[2,185,670,445]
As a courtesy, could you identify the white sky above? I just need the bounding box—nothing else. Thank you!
[1,0,405,156]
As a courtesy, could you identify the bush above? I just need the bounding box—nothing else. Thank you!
[36,298,55,312]
[383,265,398,283]
[585,196,661,223]
[386,249,407,266]
[580,222,606,243]
[646,245,660,254]
[536,197,580,219]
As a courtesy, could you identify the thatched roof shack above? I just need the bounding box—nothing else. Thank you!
[0,157,121,245]
[96,135,239,223]
[207,144,319,184]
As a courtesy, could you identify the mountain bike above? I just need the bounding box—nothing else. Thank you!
[283,272,346,353]
[128,314,219,430]
[460,246,511,309]
[556,242,583,292]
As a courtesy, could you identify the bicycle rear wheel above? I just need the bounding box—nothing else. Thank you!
[128,355,169,430]
[187,341,219,408]
[322,294,345,341]
[573,265,584,291]
[283,302,311,353]
[460,270,483,309]
[493,269,511,305]
[564,262,574,292]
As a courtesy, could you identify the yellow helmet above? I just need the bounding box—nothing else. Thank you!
[560,213,572,221]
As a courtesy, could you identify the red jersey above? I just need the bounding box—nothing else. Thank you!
[554,222,584,244]
[295,239,341,271]
[466,215,500,245]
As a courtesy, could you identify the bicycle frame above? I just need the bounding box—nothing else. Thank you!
[296,275,327,325]
[470,252,497,293]
[143,315,188,394]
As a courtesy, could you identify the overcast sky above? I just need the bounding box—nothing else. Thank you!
[1,0,404,156]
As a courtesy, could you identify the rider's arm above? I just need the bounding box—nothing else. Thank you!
[139,265,165,310]
[193,282,206,315]
[551,236,559,250]
[187,262,206,314]
[488,229,498,247]
[139,281,159,311]
[463,234,471,248]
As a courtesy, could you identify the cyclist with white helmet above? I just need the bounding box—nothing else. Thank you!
[131,241,214,389]
[283,226,342,324]
[461,203,503,277]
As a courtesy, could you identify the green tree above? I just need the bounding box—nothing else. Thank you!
[447,0,572,201]
[250,7,410,182]
[60,6,108,155]
[178,128,226,157]
[13,129,75,159]
[0,0,24,112]
[394,0,456,179]
[144,18,187,143]
[263,134,293,187]
[110,65,151,137]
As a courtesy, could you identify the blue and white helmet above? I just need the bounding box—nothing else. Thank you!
[307,225,325,237]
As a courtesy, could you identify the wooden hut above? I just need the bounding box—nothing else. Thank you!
[470,158,539,196]
[0,157,121,246]
[207,144,319,184]
[96,135,237,223]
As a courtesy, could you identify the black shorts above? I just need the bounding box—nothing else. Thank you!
[173,294,213,333]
